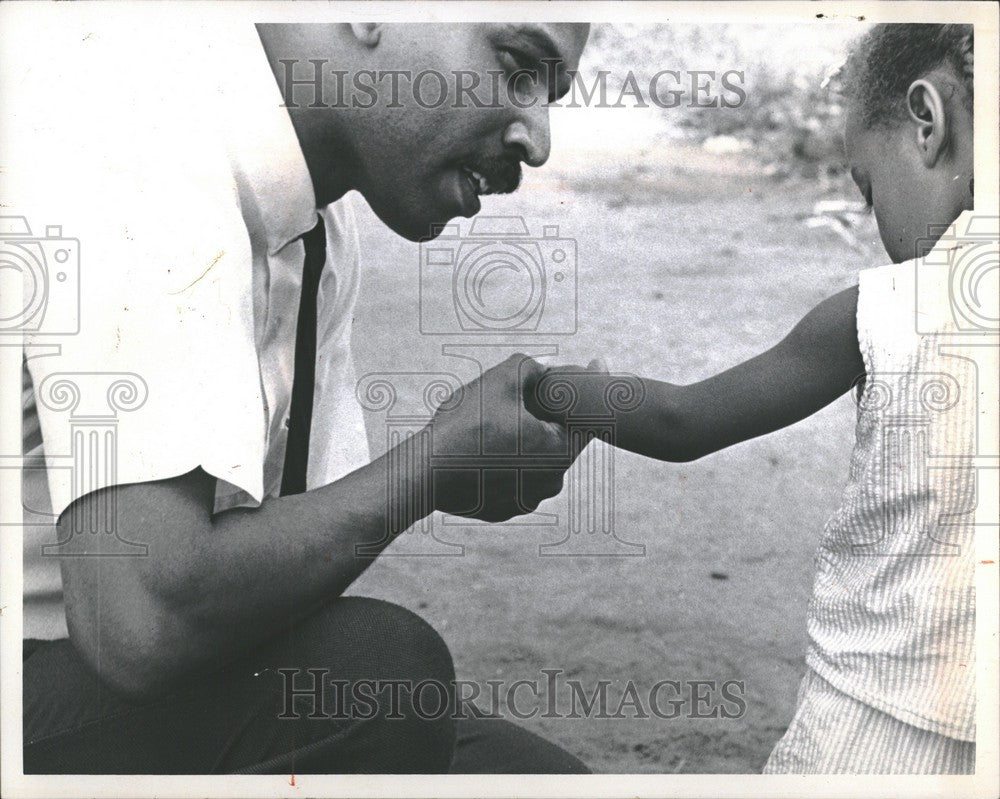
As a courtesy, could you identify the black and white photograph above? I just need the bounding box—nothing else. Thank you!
[1,2,997,797]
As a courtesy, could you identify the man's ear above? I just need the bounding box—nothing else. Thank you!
[349,23,382,47]
[906,78,949,168]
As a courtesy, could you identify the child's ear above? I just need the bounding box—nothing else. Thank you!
[906,79,948,168]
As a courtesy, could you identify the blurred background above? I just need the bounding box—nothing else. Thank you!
[345,22,887,773]
[548,21,861,181]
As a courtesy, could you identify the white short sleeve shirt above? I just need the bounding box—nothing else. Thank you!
[5,21,371,638]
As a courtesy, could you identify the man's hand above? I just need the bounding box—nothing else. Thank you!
[427,353,588,522]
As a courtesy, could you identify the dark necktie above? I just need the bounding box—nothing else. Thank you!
[281,213,326,496]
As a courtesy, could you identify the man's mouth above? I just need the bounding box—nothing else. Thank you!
[447,157,523,217]
[460,166,497,197]
[459,156,522,197]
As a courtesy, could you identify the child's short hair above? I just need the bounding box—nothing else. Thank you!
[844,23,973,129]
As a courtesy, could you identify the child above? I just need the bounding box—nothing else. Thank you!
[533,24,990,774]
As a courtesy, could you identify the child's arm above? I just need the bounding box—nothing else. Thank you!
[535,286,865,462]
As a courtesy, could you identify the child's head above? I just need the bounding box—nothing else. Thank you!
[842,24,974,263]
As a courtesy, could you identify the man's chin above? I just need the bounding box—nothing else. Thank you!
[392,213,470,243]
[368,192,482,243]
[366,176,485,242]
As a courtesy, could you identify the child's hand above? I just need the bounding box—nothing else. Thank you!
[524,358,610,425]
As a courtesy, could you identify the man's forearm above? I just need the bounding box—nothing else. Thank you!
[195,438,429,623]
[62,352,571,698]
[60,434,432,697]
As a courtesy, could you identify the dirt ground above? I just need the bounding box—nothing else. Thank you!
[344,142,886,773]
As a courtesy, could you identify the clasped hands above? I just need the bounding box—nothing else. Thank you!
[425,353,610,523]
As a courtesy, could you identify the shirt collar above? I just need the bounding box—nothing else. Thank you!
[219,25,320,255]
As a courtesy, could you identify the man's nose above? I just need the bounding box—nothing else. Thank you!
[502,105,551,168]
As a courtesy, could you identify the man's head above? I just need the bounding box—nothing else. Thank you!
[842,24,974,263]
[261,23,590,241]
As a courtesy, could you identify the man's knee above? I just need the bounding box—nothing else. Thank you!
[288,597,455,685]
[260,597,457,773]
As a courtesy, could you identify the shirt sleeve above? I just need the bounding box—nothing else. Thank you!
[11,28,269,518]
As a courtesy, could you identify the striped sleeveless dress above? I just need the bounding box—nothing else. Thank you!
[765,211,996,773]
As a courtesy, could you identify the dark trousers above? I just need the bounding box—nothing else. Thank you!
[23,597,589,774]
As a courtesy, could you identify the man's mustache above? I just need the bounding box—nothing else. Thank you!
[467,155,522,195]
